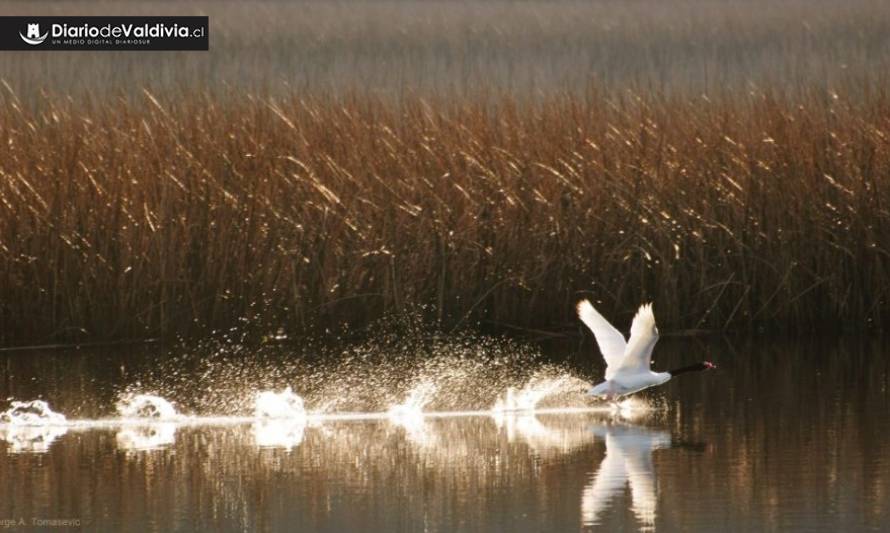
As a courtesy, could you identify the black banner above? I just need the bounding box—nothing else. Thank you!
[0,16,208,51]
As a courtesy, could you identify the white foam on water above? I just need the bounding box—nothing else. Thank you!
[116,394,180,420]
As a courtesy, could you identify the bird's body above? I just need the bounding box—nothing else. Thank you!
[577,300,714,400]
[586,371,671,399]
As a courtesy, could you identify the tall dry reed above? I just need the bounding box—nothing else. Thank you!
[1,89,890,344]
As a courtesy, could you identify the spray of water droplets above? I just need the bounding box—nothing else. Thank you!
[0,315,665,453]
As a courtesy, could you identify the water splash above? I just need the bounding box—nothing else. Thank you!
[387,382,437,419]
[387,382,438,446]
[610,397,655,420]
[120,321,558,415]
[254,387,306,419]
[491,375,576,413]
[0,400,69,453]
[0,328,608,456]
[492,387,526,413]
[251,387,307,449]
[116,394,180,420]
[0,400,67,425]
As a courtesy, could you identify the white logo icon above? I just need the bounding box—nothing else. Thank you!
[20,23,48,45]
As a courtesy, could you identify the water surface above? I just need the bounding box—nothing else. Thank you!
[0,336,888,531]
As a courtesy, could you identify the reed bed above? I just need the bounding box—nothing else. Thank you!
[2,88,890,344]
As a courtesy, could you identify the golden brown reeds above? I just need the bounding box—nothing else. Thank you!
[2,88,890,344]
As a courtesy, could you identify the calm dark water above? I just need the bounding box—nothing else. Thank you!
[0,336,888,532]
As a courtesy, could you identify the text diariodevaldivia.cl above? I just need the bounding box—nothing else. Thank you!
[49,23,203,39]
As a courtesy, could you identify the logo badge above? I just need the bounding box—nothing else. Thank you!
[19,22,47,45]
[2,17,208,51]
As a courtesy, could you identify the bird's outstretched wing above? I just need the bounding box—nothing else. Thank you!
[615,303,659,374]
[577,300,626,375]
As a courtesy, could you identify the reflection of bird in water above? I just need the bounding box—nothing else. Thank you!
[581,422,671,529]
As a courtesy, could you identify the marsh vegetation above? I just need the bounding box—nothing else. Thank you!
[2,0,890,344]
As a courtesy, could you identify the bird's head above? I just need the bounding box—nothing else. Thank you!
[703,361,717,370]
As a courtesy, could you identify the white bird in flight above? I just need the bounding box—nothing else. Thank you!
[577,300,715,401]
